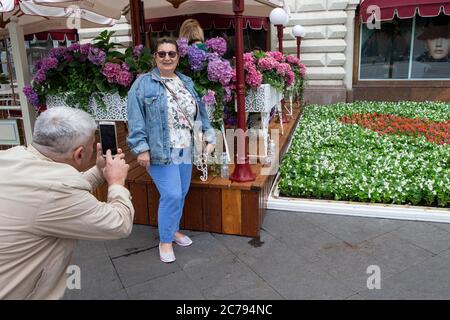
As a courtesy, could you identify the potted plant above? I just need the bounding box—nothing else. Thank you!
[23,30,153,120]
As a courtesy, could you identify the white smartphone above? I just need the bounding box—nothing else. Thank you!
[99,121,118,157]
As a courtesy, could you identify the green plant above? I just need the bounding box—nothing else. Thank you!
[279,101,450,208]
[24,30,153,113]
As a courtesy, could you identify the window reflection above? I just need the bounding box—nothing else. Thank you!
[360,19,412,79]
[360,14,450,80]
[411,14,450,79]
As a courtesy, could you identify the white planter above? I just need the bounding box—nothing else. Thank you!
[46,92,128,121]
[235,84,283,113]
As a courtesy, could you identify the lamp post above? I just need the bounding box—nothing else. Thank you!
[292,25,306,107]
[269,8,289,53]
[269,8,289,123]
[230,0,255,182]
[292,25,306,59]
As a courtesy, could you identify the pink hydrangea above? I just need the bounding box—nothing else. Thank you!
[286,55,301,66]
[257,57,279,71]
[276,63,292,77]
[286,70,295,86]
[102,62,122,84]
[246,66,263,88]
[299,63,307,76]
[267,51,285,62]
[243,53,257,71]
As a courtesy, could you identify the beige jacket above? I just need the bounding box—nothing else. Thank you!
[0,145,134,300]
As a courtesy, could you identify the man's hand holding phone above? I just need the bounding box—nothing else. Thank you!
[95,143,125,171]
[103,149,129,187]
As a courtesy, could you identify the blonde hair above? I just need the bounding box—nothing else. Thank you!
[179,19,205,44]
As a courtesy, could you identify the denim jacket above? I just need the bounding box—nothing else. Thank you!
[127,68,216,165]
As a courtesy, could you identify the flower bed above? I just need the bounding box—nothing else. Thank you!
[279,101,450,207]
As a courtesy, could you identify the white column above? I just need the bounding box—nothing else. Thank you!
[343,9,356,91]
[8,16,35,145]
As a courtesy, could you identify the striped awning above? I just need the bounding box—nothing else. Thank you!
[24,29,77,41]
[145,14,269,32]
[360,0,450,22]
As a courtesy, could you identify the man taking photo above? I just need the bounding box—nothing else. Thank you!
[0,107,134,299]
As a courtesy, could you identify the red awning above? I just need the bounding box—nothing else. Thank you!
[145,14,269,32]
[360,0,450,22]
[24,29,78,42]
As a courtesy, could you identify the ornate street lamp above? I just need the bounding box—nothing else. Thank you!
[269,7,289,53]
[270,8,289,123]
[292,24,306,59]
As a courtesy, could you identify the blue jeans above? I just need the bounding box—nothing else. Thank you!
[148,147,193,243]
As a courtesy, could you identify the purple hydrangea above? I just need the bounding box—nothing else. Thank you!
[207,59,233,86]
[23,85,39,106]
[201,89,216,106]
[176,38,189,58]
[88,47,106,65]
[40,57,58,72]
[205,37,227,56]
[80,43,92,55]
[187,45,207,71]
[33,59,43,73]
[34,69,46,84]
[206,52,220,61]
[63,53,74,62]
[133,44,144,57]
[48,47,66,59]
[67,43,80,52]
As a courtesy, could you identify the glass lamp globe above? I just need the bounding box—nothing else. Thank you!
[292,25,306,38]
[269,8,288,26]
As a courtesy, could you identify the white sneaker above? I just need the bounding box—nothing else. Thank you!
[159,243,176,263]
[173,234,193,247]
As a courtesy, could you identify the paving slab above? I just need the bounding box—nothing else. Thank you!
[183,254,267,299]
[64,254,123,300]
[299,212,412,244]
[126,271,205,300]
[219,281,284,300]
[174,233,233,270]
[428,222,450,234]
[112,247,181,288]
[262,212,349,263]
[217,230,356,299]
[72,239,108,261]
[358,253,450,299]
[309,232,435,293]
[105,225,159,258]
[394,222,450,254]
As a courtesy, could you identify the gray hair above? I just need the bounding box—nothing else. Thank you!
[32,107,97,155]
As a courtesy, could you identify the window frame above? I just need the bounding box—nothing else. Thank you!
[355,12,450,85]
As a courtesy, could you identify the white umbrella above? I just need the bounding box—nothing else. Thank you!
[0,0,128,144]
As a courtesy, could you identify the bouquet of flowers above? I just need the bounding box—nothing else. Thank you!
[24,30,153,113]
[176,37,234,128]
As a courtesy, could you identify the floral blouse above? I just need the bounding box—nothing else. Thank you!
[162,76,196,149]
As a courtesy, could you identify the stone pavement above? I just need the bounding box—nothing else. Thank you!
[64,210,450,300]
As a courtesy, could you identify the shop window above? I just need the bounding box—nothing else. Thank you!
[360,14,450,80]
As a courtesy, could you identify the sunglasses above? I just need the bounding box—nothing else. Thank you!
[156,51,178,58]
